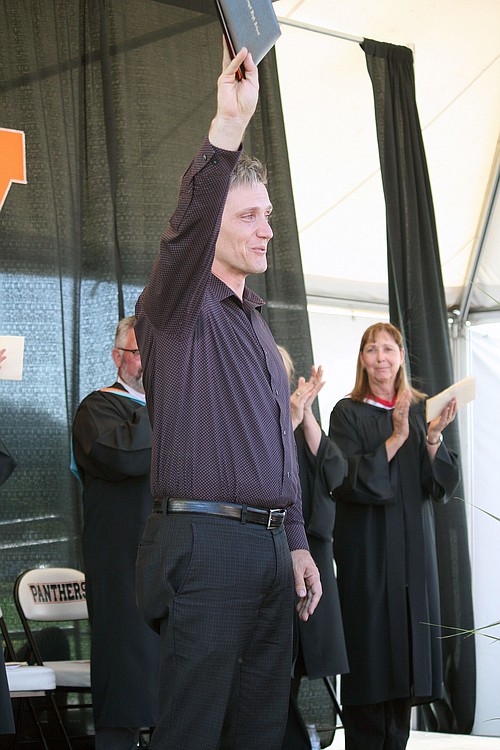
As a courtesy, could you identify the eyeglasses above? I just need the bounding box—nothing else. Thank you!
[117,348,140,357]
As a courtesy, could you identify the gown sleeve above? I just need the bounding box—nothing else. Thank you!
[419,412,461,503]
[329,399,396,506]
[302,430,347,541]
[72,393,152,483]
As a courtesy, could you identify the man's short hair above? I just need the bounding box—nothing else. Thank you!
[229,152,267,190]
[114,316,137,348]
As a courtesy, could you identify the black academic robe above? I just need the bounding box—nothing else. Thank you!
[0,435,16,487]
[0,436,15,734]
[329,398,460,707]
[0,657,14,734]
[72,383,159,729]
[294,426,349,679]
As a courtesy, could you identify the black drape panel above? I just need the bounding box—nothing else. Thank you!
[362,39,475,733]
[0,0,313,639]
[246,49,314,384]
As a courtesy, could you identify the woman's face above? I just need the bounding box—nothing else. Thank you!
[359,330,404,392]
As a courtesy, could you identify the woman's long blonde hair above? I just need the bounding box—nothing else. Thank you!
[277,345,294,385]
[350,322,425,404]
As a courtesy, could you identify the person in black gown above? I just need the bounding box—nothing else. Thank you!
[328,322,460,750]
[0,347,17,735]
[278,347,349,750]
[72,317,159,750]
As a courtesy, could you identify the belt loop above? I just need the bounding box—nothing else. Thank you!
[153,498,165,515]
[240,506,247,524]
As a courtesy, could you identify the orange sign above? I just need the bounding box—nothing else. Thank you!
[0,128,27,212]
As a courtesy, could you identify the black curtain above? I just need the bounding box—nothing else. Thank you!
[362,38,476,733]
[0,0,312,639]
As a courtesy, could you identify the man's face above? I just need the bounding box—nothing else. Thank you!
[112,328,144,393]
[213,182,273,288]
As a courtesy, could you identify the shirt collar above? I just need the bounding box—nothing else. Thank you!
[209,274,265,310]
[117,376,146,404]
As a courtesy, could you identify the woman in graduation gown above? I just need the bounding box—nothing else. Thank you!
[328,322,460,750]
[278,348,349,750]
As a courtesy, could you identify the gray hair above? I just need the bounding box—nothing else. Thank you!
[229,152,267,191]
[114,316,137,348]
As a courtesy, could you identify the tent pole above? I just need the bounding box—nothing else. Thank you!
[277,17,364,44]
[456,137,500,326]
[277,18,415,52]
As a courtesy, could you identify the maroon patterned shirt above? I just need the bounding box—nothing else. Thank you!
[135,137,306,551]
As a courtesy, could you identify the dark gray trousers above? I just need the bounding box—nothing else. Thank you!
[136,512,295,750]
[95,728,139,750]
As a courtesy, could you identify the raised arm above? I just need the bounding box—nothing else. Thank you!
[385,389,412,461]
[290,365,325,455]
[208,45,259,151]
[136,43,260,333]
[426,397,457,462]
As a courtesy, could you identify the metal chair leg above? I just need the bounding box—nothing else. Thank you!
[323,675,343,725]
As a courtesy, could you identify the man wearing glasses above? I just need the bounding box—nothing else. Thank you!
[72,316,159,750]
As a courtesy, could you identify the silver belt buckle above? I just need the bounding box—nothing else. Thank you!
[267,508,282,529]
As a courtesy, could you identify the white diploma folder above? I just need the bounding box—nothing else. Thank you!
[0,335,25,380]
[425,376,476,422]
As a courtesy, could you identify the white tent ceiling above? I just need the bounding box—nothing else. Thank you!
[272,0,500,323]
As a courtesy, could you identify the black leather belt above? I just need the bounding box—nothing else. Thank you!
[153,498,286,529]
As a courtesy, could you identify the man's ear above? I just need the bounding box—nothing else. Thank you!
[111,348,122,369]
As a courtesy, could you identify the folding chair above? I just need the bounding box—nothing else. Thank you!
[298,675,344,748]
[1,604,72,749]
[13,567,92,743]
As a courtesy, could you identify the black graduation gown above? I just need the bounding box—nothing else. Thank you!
[0,435,16,486]
[72,383,159,728]
[0,656,14,735]
[329,398,460,707]
[0,435,15,734]
[294,426,349,678]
